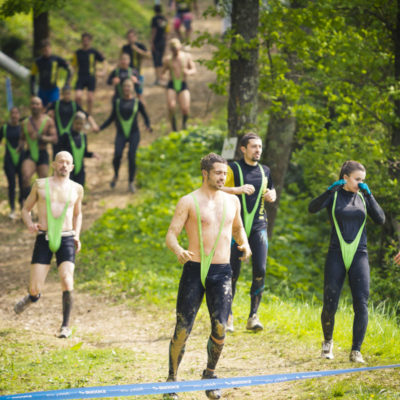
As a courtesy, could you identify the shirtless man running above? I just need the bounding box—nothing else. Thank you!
[14,151,84,339]
[164,153,251,400]
[20,96,57,201]
[162,38,196,131]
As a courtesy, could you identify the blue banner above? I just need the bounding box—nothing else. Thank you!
[0,364,399,399]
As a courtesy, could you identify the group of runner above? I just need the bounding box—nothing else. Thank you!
[2,1,398,399]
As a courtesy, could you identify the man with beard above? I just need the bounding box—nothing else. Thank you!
[164,153,251,400]
[14,151,84,339]
[222,133,276,332]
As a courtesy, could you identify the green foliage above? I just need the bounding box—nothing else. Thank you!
[78,127,225,303]
[0,0,66,17]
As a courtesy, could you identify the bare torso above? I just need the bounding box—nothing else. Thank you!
[23,115,54,150]
[168,52,190,81]
[34,177,82,231]
[184,189,238,264]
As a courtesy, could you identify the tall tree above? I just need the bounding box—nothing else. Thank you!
[0,0,65,57]
[227,0,260,150]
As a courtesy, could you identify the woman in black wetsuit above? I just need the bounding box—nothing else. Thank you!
[0,107,23,218]
[309,160,385,363]
[100,79,151,193]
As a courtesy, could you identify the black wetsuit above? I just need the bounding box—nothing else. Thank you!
[72,48,105,91]
[107,67,138,99]
[309,188,385,351]
[168,261,232,380]
[121,42,147,95]
[30,55,71,105]
[58,129,93,185]
[151,14,168,67]
[47,100,87,156]
[100,98,150,183]
[121,43,147,73]
[227,159,273,317]
[0,123,23,211]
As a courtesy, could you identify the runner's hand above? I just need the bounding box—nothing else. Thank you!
[358,182,371,195]
[237,243,252,261]
[27,223,41,234]
[264,188,276,203]
[74,238,81,253]
[241,184,255,195]
[327,179,346,192]
[176,248,194,264]
[394,251,400,265]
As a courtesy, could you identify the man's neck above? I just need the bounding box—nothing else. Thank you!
[31,113,43,121]
[243,157,258,167]
[199,184,220,200]
[52,175,70,184]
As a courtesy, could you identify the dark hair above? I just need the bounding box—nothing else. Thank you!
[200,153,227,173]
[154,4,162,13]
[127,28,136,36]
[339,160,366,179]
[81,32,92,40]
[10,106,19,113]
[240,132,262,148]
[40,39,51,48]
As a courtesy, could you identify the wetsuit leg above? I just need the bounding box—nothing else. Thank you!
[348,251,370,351]
[321,249,346,342]
[4,155,17,211]
[230,241,242,303]
[112,133,127,179]
[205,264,232,370]
[249,229,268,317]
[168,262,205,380]
[128,131,140,183]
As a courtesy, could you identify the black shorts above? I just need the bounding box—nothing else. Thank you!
[167,80,188,93]
[31,234,76,266]
[22,149,49,166]
[75,75,96,91]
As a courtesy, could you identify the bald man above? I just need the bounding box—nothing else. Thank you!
[19,96,57,201]
[14,151,84,339]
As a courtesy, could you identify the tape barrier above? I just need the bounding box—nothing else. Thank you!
[1,364,399,400]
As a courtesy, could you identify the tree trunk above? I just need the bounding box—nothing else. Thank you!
[228,0,259,157]
[263,107,296,237]
[33,10,49,58]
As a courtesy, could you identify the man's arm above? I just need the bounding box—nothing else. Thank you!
[231,196,251,261]
[184,53,196,76]
[21,181,42,233]
[72,184,84,252]
[166,195,195,264]
[222,165,255,195]
[42,118,58,144]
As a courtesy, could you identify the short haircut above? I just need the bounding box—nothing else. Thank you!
[40,39,51,48]
[127,28,136,36]
[339,160,366,179]
[170,38,181,50]
[154,4,162,13]
[74,111,86,121]
[200,153,227,173]
[240,132,262,148]
[81,32,92,40]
